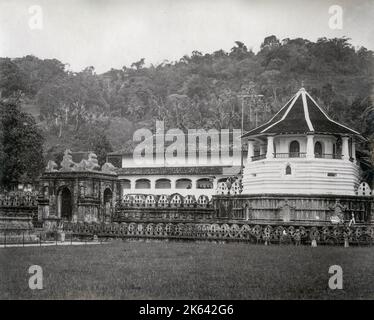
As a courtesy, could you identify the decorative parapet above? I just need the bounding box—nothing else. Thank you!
[214,193,373,224]
[45,149,118,175]
[117,193,211,210]
[61,220,374,246]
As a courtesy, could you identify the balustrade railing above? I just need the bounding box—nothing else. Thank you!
[273,152,306,158]
[60,221,374,245]
[251,154,266,161]
[315,153,342,159]
[271,153,342,159]
[0,191,38,207]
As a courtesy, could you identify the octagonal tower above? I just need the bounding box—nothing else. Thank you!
[242,88,365,196]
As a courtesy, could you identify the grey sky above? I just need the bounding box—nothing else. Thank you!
[1,0,373,73]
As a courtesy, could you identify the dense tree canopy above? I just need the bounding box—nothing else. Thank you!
[0,36,373,186]
[0,98,45,188]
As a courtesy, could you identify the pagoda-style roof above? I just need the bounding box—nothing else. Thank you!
[242,88,364,139]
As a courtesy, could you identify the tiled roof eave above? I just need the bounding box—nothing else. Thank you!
[115,166,239,176]
[242,88,365,140]
[243,130,365,139]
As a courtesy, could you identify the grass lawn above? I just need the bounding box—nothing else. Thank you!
[1,240,374,299]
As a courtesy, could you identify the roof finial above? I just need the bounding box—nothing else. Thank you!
[298,80,306,93]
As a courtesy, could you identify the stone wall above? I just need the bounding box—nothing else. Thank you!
[242,158,360,196]
[0,192,38,242]
[214,193,373,225]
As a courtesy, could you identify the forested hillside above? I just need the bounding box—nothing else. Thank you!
[1,36,373,169]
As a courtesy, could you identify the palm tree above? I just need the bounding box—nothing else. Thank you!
[360,138,374,189]
[71,101,89,131]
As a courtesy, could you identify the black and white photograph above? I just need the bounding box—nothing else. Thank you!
[0,0,374,306]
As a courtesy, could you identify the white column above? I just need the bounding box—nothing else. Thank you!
[190,177,198,198]
[169,177,177,192]
[133,178,138,192]
[306,134,314,159]
[266,136,274,159]
[212,178,218,192]
[119,181,124,198]
[149,178,156,193]
[342,136,350,160]
[351,139,356,161]
[190,177,198,189]
[247,140,254,162]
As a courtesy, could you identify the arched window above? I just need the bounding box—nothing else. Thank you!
[155,179,171,189]
[289,141,300,157]
[314,141,322,158]
[135,179,151,189]
[196,178,213,189]
[43,186,49,198]
[176,179,192,189]
[57,187,72,220]
[285,165,292,175]
[103,188,113,203]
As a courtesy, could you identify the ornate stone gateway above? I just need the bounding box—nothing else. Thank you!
[37,150,118,229]
[58,187,72,220]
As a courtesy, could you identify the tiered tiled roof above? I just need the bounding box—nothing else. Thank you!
[242,88,363,138]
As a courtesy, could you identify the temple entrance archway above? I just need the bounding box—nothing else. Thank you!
[103,188,113,221]
[57,187,72,221]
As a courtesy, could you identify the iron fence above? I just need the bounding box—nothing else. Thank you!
[0,230,105,248]
[61,221,374,246]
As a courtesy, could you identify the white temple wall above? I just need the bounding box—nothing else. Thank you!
[271,135,337,155]
[118,175,218,198]
[313,135,336,154]
[275,136,307,154]
[121,154,242,168]
[242,158,360,195]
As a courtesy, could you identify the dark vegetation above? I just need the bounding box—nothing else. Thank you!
[0,35,373,188]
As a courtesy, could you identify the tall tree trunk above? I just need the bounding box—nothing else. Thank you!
[75,114,79,131]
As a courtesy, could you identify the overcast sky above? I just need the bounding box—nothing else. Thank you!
[1,0,373,73]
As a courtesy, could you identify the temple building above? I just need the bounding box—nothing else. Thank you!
[241,87,364,196]
[107,87,368,199]
[31,88,372,232]
[107,151,242,199]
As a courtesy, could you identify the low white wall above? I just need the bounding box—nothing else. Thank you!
[242,158,360,196]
